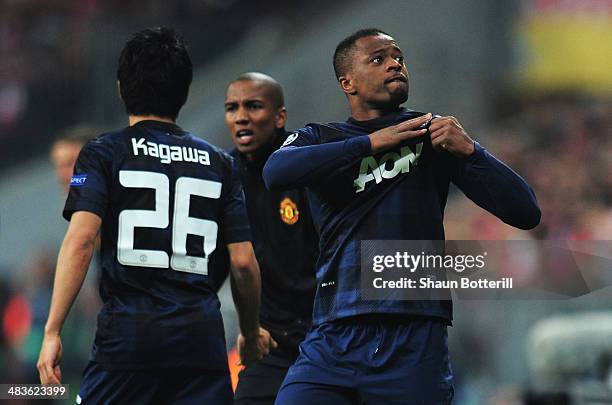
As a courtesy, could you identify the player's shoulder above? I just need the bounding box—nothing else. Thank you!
[78,127,129,160]
[93,125,137,142]
[278,125,323,148]
[83,126,139,148]
[298,121,351,144]
[187,135,236,169]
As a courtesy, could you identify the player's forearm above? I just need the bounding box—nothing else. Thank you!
[230,260,262,338]
[263,136,371,190]
[454,143,541,230]
[44,234,95,336]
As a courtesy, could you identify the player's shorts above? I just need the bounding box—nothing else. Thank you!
[234,349,295,405]
[76,361,233,405]
[275,315,454,405]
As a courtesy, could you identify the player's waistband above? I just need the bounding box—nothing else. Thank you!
[330,313,450,326]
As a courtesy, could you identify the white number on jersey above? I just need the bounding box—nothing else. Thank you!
[117,170,220,275]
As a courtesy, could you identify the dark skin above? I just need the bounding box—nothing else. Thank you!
[225,80,287,163]
[339,34,475,158]
[224,78,284,364]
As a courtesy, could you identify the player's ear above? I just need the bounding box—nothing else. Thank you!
[339,75,356,95]
[275,107,287,129]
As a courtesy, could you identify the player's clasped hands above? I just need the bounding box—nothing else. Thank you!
[429,116,475,158]
[368,113,475,158]
[236,327,278,366]
[368,112,431,154]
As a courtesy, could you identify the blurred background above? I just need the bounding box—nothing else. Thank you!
[0,0,610,403]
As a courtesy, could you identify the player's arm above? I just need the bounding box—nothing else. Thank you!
[430,116,541,230]
[454,143,541,229]
[227,242,276,365]
[263,114,432,190]
[37,211,101,384]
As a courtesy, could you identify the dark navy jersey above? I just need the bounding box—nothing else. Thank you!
[263,109,540,325]
[64,120,251,370]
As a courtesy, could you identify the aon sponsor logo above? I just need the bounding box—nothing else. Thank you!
[353,143,422,193]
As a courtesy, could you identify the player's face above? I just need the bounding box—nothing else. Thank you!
[225,81,286,159]
[346,34,409,108]
[50,140,83,194]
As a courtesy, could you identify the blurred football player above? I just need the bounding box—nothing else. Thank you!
[50,124,100,195]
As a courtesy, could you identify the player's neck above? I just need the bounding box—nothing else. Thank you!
[349,103,401,121]
[243,131,282,165]
[128,115,175,126]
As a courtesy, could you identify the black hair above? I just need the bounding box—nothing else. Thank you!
[117,27,192,120]
[333,28,391,79]
[230,72,285,109]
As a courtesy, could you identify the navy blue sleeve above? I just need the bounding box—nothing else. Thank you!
[450,142,541,230]
[219,156,252,244]
[63,139,112,221]
[263,126,372,191]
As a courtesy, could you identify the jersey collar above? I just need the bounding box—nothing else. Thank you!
[133,120,187,136]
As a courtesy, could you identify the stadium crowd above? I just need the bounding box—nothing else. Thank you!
[0,0,317,170]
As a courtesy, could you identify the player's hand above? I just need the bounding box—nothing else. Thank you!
[37,333,63,384]
[236,327,278,367]
[368,112,432,154]
[429,116,475,158]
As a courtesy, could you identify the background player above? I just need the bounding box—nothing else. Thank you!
[50,124,101,195]
[37,27,275,404]
[264,28,541,404]
[224,72,318,404]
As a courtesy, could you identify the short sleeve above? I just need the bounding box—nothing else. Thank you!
[63,139,112,221]
[218,157,252,244]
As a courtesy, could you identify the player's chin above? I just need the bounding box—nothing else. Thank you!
[235,144,255,154]
[387,89,408,106]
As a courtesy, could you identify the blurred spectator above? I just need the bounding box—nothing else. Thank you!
[0,0,322,169]
[50,124,101,195]
[445,94,612,242]
[443,93,612,404]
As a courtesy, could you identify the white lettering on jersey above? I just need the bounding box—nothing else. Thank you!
[131,138,210,166]
[353,142,422,193]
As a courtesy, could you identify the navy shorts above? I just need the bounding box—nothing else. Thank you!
[76,361,233,405]
[234,350,294,405]
[276,315,453,404]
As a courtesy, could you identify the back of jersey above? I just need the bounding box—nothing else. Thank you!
[64,120,251,370]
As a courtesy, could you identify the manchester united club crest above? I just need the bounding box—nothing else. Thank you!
[279,197,299,225]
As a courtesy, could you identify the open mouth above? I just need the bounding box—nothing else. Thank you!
[235,129,254,145]
[385,75,407,84]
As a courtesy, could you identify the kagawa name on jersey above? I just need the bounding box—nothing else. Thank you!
[131,137,210,165]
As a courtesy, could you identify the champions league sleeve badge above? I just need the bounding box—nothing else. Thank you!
[70,174,88,186]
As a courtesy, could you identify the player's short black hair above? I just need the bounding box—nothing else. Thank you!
[230,72,285,109]
[117,27,192,120]
[333,28,391,80]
